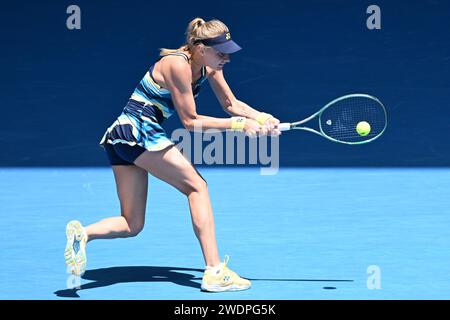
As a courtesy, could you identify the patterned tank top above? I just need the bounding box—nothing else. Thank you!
[129,51,208,120]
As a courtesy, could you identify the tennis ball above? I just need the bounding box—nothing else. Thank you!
[356,121,371,136]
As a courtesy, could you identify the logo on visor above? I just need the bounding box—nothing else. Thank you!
[225,33,231,40]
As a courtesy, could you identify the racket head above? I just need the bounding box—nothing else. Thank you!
[317,94,387,144]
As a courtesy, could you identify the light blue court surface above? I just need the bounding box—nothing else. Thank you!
[1,167,449,300]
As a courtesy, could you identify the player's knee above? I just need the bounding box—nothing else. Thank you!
[127,222,144,237]
[121,213,145,237]
[175,166,208,196]
[187,177,208,195]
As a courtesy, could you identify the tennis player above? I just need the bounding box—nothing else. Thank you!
[65,17,280,292]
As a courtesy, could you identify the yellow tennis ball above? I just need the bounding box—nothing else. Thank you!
[356,121,371,136]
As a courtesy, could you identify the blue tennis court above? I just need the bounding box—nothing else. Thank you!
[1,167,449,299]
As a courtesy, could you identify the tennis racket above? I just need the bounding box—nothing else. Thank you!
[277,93,387,145]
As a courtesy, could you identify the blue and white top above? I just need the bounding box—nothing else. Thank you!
[100,52,208,151]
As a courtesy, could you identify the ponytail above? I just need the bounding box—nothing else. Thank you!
[159,17,229,56]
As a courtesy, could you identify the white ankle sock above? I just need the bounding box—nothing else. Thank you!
[205,262,224,275]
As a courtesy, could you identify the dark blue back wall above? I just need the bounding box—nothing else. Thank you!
[2,0,450,166]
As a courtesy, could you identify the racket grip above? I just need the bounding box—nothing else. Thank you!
[277,123,291,131]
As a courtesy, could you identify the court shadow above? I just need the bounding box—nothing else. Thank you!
[54,266,354,298]
[54,266,204,298]
[248,278,354,283]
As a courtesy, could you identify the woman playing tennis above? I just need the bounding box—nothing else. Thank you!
[64,17,280,292]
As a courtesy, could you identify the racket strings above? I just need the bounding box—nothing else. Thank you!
[320,97,386,143]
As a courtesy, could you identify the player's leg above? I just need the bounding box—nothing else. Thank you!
[134,146,221,267]
[65,144,148,276]
[85,164,148,240]
[134,146,251,292]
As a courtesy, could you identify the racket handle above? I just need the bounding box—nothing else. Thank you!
[277,123,291,131]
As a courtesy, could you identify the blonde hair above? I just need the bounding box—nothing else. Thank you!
[159,18,229,56]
